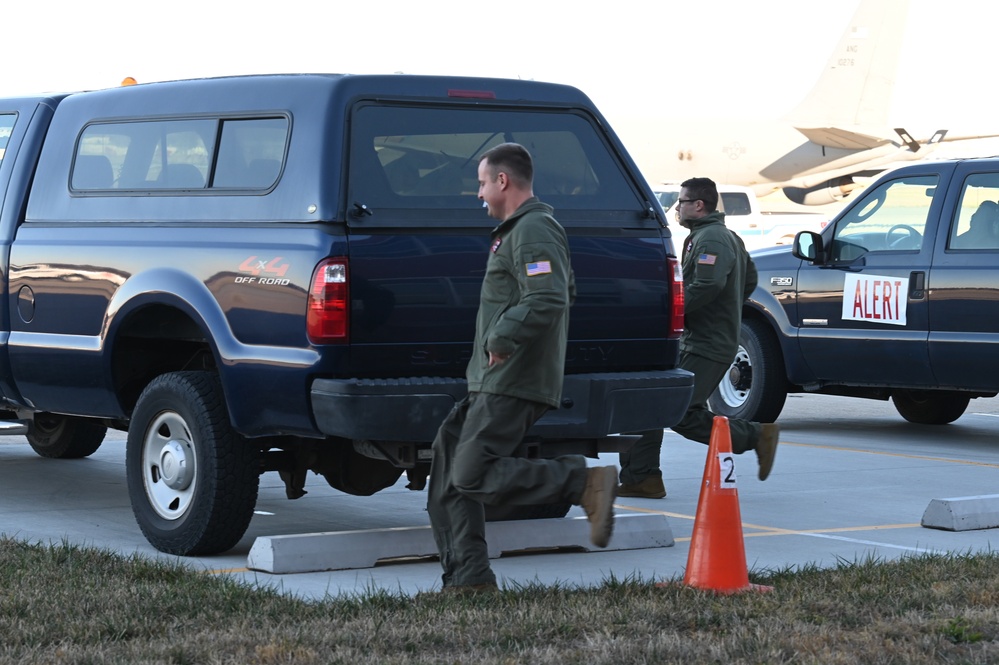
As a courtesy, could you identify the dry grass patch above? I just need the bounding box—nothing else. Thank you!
[0,538,997,664]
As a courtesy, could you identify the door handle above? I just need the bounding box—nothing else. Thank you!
[909,271,925,299]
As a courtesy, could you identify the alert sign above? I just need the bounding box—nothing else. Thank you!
[841,273,908,326]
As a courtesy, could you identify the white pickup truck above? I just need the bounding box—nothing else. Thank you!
[655,184,828,252]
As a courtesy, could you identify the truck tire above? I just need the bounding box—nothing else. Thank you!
[708,318,788,423]
[26,413,107,459]
[126,371,259,556]
[892,390,970,425]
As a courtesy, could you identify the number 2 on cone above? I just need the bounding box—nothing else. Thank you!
[718,453,737,489]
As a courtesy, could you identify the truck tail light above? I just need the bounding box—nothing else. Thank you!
[668,257,684,339]
[307,258,349,344]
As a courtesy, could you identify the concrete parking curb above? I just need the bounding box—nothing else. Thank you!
[921,494,999,532]
[247,513,675,574]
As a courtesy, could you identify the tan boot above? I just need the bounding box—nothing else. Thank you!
[617,475,667,499]
[579,466,617,548]
[756,423,780,481]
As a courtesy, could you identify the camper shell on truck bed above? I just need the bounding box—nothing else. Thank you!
[0,74,692,555]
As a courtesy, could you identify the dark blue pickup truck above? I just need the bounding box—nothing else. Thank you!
[709,158,999,425]
[0,74,692,555]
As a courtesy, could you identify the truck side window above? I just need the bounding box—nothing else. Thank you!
[348,105,638,214]
[0,114,14,165]
[947,173,999,251]
[657,191,678,210]
[720,192,751,216]
[75,119,215,190]
[212,118,288,188]
[828,175,937,262]
[72,116,288,192]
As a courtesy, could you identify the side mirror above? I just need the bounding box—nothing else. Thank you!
[792,231,824,263]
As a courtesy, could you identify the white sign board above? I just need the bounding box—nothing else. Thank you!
[841,273,908,326]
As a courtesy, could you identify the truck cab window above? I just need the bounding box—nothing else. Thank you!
[0,114,14,164]
[948,173,999,250]
[828,175,937,262]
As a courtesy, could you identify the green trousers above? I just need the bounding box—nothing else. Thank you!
[620,351,762,485]
[426,392,589,588]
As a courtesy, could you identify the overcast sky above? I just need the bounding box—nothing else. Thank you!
[5,1,993,141]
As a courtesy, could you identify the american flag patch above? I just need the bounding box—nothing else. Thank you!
[526,260,552,276]
[698,253,717,265]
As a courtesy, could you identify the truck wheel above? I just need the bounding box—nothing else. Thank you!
[126,371,259,555]
[892,390,970,425]
[484,502,572,522]
[26,413,107,459]
[708,318,788,423]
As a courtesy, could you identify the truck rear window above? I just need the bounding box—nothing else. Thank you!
[348,105,639,215]
[72,117,288,192]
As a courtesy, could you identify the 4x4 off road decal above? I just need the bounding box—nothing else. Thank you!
[235,256,291,285]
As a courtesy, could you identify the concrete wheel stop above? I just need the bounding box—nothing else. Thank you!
[248,513,674,574]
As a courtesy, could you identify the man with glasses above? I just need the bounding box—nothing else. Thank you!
[619,177,779,499]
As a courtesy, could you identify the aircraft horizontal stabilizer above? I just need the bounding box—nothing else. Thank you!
[934,131,999,143]
[793,125,894,150]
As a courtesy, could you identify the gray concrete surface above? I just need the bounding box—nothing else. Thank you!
[2,392,999,600]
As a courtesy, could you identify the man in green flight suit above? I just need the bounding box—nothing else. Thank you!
[426,143,618,594]
[618,177,780,499]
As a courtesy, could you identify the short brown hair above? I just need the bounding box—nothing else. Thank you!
[680,177,719,212]
[480,143,533,187]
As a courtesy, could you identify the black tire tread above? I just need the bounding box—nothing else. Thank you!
[893,390,970,425]
[709,318,788,423]
[27,415,107,459]
[127,371,259,555]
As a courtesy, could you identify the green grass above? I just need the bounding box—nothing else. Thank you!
[1,536,997,664]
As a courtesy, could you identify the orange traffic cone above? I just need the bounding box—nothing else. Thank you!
[675,415,772,594]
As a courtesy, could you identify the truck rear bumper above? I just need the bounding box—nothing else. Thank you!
[311,370,695,442]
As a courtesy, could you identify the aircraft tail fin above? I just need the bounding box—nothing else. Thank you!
[787,0,909,143]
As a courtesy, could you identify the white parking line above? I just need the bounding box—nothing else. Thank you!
[801,532,948,556]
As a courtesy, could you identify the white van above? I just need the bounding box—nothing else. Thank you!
[654,183,827,252]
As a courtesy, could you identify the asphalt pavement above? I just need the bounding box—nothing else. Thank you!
[3,393,999,600]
